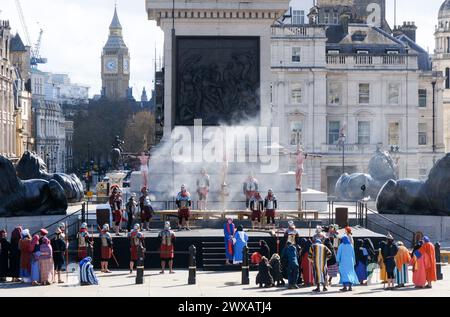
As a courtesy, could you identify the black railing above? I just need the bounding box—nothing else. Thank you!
[32,206,84,237]
[358,200,415,246]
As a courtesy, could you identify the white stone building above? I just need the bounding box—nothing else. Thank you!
[31,69,66,172]
[272,1,445,194]
[433,0,450,152]
[0,21,33,160]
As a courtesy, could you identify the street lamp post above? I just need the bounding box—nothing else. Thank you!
[339,133,346,175]
[432,79,436,154]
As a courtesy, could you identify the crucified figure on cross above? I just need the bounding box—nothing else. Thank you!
[295,148,308,192]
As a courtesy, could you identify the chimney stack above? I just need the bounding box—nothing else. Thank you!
[395,21,417,42]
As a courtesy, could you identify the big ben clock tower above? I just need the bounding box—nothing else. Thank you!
[101,6,131,100]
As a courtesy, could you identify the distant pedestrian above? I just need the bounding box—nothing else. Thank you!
[299,238,314,286]
[411,240,426,288]
[282,241,299,289]
[309,239,331,292]
[421,236,437,289]
[30,235,40,286]
[19,229,32,283]
[10,227,22,282]
[233,225,248,265]
[158,222,176,274]
[256,257,274,288]
[51,228,67,283]
[354,239,369,285]
[99,224,113,274]
[383,234,398,290]
[324,238,338,286]
[129,224,145,274]
[223,218,235,265]
[39,237,54,285]
[364,238,377,284]
[269,253,285,287]
[0,229,10,283]
[394,241,411,288]
[126,194,138,232]
[337,236,359,292]
[79,257,98,285]
[378,241,388,286]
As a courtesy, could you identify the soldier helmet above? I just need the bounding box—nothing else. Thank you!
[164,221,171,230]
[103,224,110,231]
[134,224,140,230]
[81,223,88,229]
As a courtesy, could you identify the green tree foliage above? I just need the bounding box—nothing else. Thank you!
[73,99,151,170]
[123,111,156,153]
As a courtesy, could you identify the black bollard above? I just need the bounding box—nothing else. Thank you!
[188,245,196,285]
[435,242,443,280]
[81,202,86,223]
[241,246,249,285]
[136,245,144,284]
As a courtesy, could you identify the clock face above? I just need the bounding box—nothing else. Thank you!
[104,58,118,73]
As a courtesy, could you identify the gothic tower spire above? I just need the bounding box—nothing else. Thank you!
[101,5,131,101]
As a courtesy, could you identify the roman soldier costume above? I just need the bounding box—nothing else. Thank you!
[196,169,210,209]
[109,185,123,235]
[176,185,192,230]
[264,189,278,225]
[158,222,176,260]
[249,192,264,222]
[129,224,145,263]
[284,221,300,246]
[77,223,92,260]
[100,224,113,262]
[139,188,154,230]
[243,176,259,209]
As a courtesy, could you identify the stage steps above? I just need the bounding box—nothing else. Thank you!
[201,241,261,272]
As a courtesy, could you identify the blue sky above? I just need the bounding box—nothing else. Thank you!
[0,0,443,99]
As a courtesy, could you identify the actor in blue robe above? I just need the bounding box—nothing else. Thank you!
[354,239,369,284]
[233,225,248,264]
[337,236,359,292]
[224,218,235,265]
[282,241,299,289]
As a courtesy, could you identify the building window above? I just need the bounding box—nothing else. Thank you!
[328,121,341,144]
[386,50,399,55]
[290,121,303,145]
[324,11,330,24]
[292,47,301,63]
[292,10,305,24]
[332,11,339,24]
[328,82,341,105]
[388,122,400,146]
[359,83,370,104]
[327,50,340,55]
[418,123,427,145]
[388,84,400,104]
[291,86,302,104]
[418,89,427,107]
[358,121,371,144]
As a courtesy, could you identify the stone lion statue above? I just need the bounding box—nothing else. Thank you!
[16,151,84,203]
[335,148,398,201]
[0,155,67,217]
[377,153,450,216]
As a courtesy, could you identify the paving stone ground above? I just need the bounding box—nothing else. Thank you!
[0,265,449,297]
